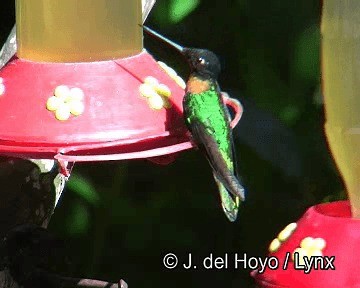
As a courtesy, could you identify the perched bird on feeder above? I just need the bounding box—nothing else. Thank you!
[142,26,245,222]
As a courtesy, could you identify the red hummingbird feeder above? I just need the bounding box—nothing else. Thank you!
[0,0,242,172]
[252,201,360,288]
[0,1,245,287]
[252,1,360,287]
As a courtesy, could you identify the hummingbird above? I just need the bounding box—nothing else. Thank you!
[142,26,245,221]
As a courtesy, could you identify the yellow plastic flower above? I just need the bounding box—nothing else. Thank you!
[268,222,298,253]
[292,237,326,264]
[139,76,173,110]
[46,85,85,121]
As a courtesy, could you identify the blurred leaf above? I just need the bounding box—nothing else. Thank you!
[292,25,320,83]
[67,173,100,206]
[169,0,200,23]
[65,200,91,235]
[280,105,301,126]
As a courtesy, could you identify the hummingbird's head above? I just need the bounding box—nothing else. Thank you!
[141,26,221,79]
[183,48,221,80]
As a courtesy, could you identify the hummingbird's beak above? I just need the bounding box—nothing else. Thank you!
[141,25,185,53]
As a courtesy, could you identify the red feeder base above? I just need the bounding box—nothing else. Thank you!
[0,51,193,162]
[252,201,360,288]
[0,50,243,163]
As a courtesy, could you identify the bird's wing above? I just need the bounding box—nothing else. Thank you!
[190,119,245,200]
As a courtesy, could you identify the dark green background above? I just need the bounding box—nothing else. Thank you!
[0,1,343,287]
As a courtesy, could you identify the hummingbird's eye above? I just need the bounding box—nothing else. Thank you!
[197,57,206,65]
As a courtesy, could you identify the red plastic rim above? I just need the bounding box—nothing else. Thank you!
[0,51,191,161]
[252,200,360,288]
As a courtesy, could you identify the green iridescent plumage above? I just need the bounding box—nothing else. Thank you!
[142,25,245,221]
[184,85,232,167]
[183,82,243,221]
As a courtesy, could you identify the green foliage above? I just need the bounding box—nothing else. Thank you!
[62,173,99,235]
[65,200,91,235]
[67,173,100,207]
[151,0,200,25]
[168,0,200,24]
[280,105,301,126]
[292,25,320,83]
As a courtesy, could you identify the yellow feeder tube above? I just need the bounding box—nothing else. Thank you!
[322,1,360,217]
[16,0,142,62]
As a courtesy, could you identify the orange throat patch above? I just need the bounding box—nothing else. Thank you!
[186,76,210,94]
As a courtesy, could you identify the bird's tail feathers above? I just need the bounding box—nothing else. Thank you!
[219,173,246,201]
[213,173,240,222]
